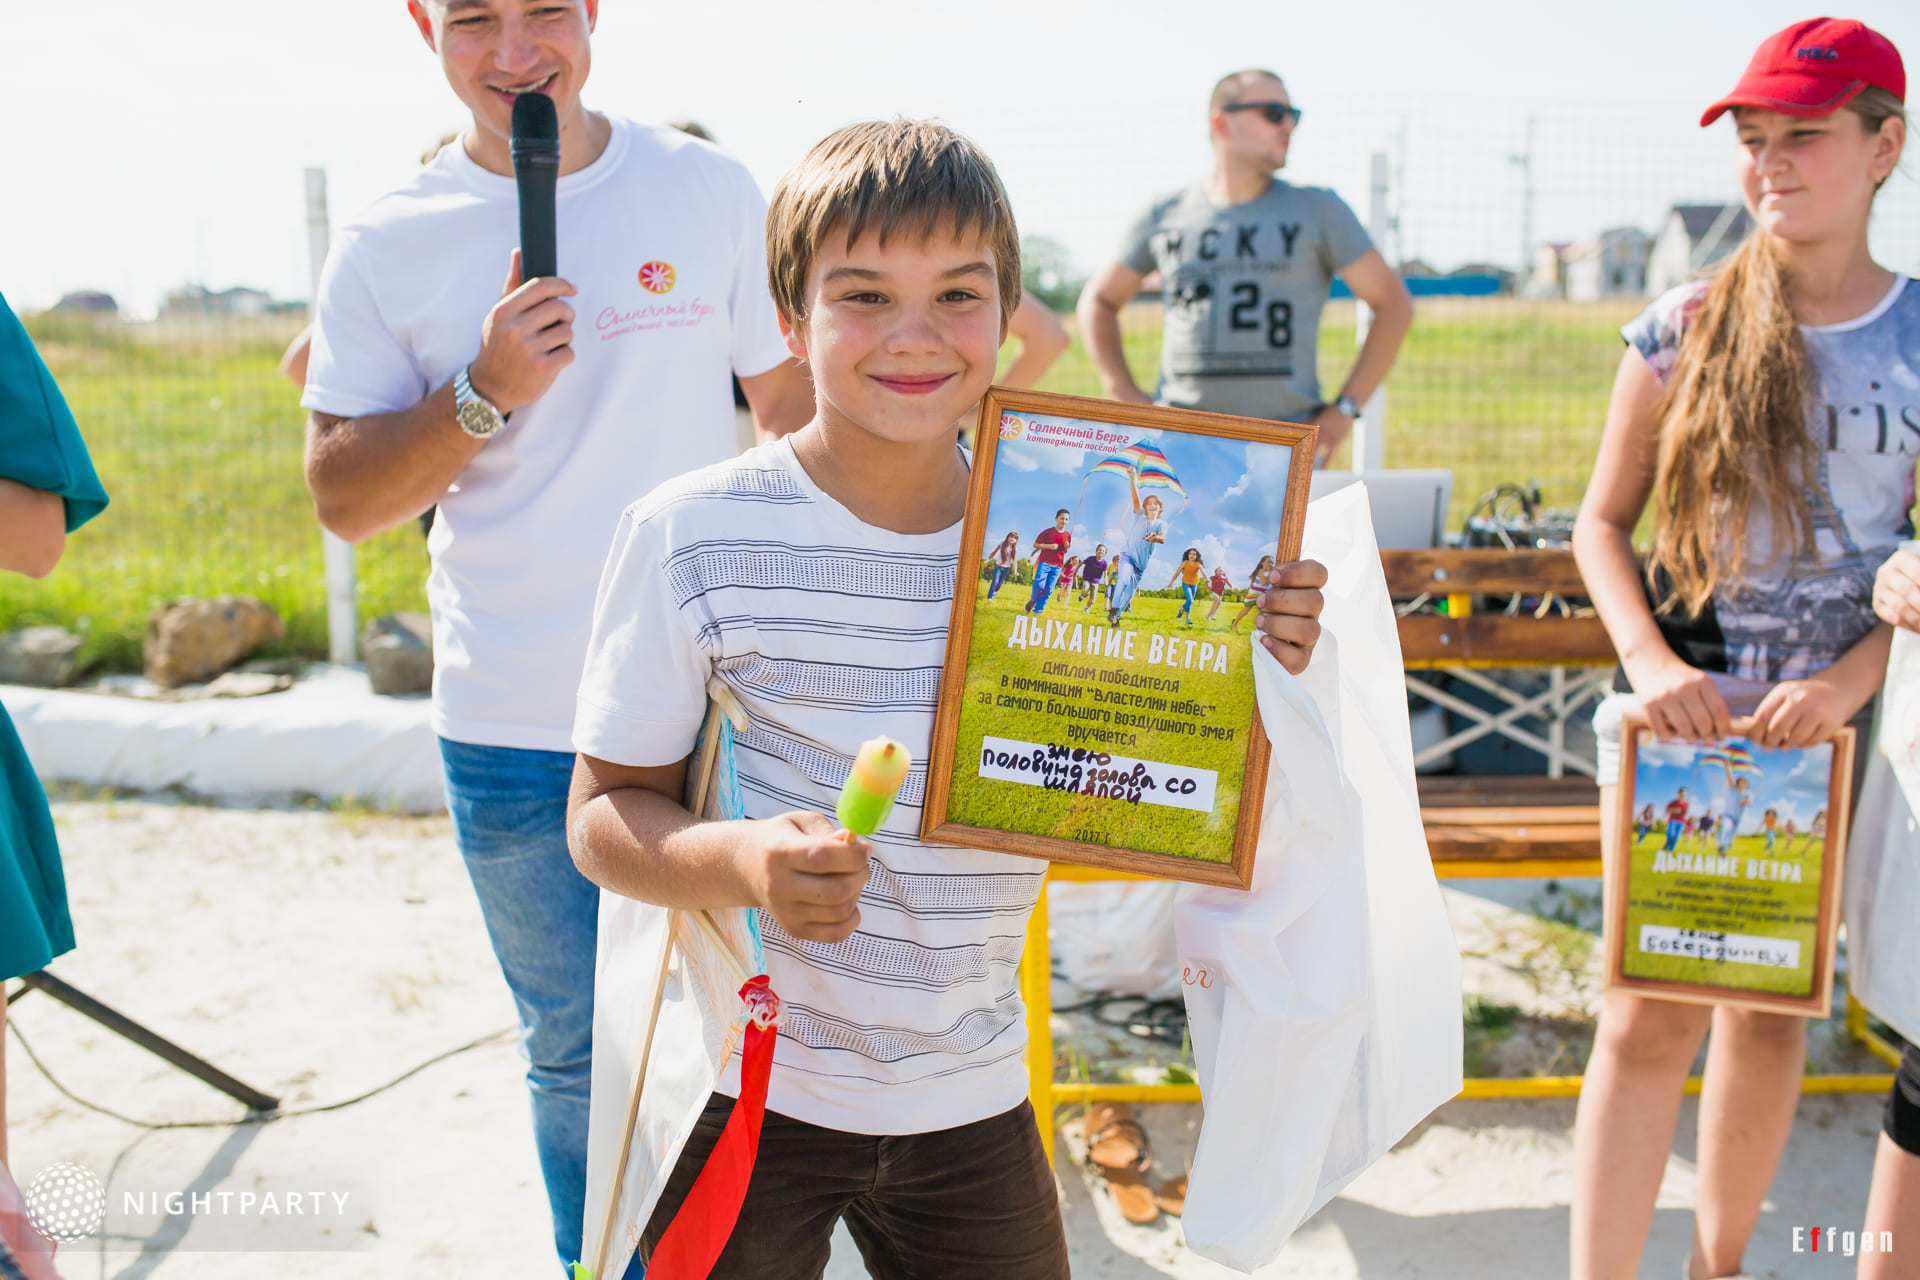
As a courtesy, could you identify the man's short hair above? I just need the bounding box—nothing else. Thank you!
[1056,508,1070,518]
[1209,69,1284,113]
[766,118,1021,328]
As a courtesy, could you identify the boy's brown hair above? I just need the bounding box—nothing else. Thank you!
[766,118,1022,329]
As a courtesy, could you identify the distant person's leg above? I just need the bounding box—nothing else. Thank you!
[1689,1006,1805,1279]
[437,738,627,1275]
[1862,1047,1920,1280]
[1107,560,1139,621]
[1572,987,1711,1280]
[1574,699,1717,1280]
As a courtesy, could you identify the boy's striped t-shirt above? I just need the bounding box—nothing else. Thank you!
[573,437,1044,1135]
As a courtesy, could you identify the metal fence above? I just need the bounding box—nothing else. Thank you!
[6,101,1915,674]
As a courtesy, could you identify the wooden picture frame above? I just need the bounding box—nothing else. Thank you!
[921,387,1317,889]
[1605,714,1855,1017]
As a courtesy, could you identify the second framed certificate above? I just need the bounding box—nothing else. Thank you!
[1606,714,1854,1017]
[922,388,1316,888]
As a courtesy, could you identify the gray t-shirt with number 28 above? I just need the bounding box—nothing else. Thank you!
[1119,180,1372,423]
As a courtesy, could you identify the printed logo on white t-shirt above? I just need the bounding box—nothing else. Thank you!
[597,258,716,343]
[638,261,675,293]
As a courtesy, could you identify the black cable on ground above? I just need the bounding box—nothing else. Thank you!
[6,1018,515,1131]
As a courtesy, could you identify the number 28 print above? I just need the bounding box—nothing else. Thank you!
[922,389,1316,889]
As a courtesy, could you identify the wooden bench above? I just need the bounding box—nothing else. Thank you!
[1383,548,1615,876]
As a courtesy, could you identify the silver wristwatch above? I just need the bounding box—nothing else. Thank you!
[1333,394,1361,419]
[453,365,506,439]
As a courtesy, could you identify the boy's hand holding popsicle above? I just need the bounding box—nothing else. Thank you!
[732,736,909,945]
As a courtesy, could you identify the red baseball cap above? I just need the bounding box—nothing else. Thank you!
[1700,17,1905,126]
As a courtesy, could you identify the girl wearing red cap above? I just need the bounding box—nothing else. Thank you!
[1570,18,1908,1280]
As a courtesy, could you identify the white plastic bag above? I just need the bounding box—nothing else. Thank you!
[1049,881,1182,1000]
[1881,627,1920,806]
[1846,628,1920,1044]
[1174,483,1463,1272]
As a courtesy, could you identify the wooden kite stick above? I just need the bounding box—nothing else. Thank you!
[585,694,752,1277]
[586,905,676,1280]
[687,908,754,988]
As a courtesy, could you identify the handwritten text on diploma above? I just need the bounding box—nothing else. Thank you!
[1638,925,1800,970]
[977,736,1218,812]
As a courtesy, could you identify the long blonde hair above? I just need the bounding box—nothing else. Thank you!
[1649,88,1907,616]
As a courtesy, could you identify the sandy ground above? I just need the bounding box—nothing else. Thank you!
[4,796,1891,1279]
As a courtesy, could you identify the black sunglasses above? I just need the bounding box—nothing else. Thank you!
[1223,101,1303,126]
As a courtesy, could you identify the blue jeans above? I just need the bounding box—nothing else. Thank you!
[987,565,1011,599]
[439,737,645,1279]
[1108,555,1147,616]
[1027,562,1062,611]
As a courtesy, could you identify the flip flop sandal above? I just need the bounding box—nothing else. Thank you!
[1155,1173,1187,1217]
[1083,1102,1151,1172]
[1099,1165,1162,1225]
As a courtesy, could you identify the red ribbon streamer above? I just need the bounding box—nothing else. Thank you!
[648,976,780,1280]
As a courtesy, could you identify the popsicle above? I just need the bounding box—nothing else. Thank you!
[836,736,910,836]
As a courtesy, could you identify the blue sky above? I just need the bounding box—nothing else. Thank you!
[983,415,1296,585]
[1633,738,1834,832]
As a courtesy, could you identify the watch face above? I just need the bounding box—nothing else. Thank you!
[458,398,501,437]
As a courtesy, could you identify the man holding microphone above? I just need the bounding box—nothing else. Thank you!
[300,1,809,1271]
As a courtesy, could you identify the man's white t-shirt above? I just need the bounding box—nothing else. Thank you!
[573,439,1044,1134]
[303,117,790,750]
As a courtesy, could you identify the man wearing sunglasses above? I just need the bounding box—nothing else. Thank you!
[1080,69,1411,465]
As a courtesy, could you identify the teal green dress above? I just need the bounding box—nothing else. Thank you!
[1,289,108,980]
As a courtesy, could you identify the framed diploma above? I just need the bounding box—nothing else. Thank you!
[1605,714,1854,1016]
[922,388,1316,888]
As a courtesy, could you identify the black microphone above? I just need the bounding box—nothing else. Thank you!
[510,93,560,281]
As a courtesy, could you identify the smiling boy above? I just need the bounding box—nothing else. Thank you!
[565,119,1326,1276]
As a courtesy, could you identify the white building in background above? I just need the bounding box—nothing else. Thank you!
[1526,242,1570,299]
[1563,228,1651,302]
[1647,203,1753,296]
[159,284,275,319]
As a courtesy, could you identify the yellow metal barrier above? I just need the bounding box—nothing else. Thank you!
[1022,864,1897,1164]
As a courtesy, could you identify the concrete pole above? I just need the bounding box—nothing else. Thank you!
[1350,150,1390,471]
[305,167,357,664]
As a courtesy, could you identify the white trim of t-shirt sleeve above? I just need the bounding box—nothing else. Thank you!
[572,696,705,769]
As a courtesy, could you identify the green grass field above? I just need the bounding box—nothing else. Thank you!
[1619,827,1825,997]
[6,297,1641,672]
[945,582,1256,863]
[1046,297,1643,529]
[4,315,440,672]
